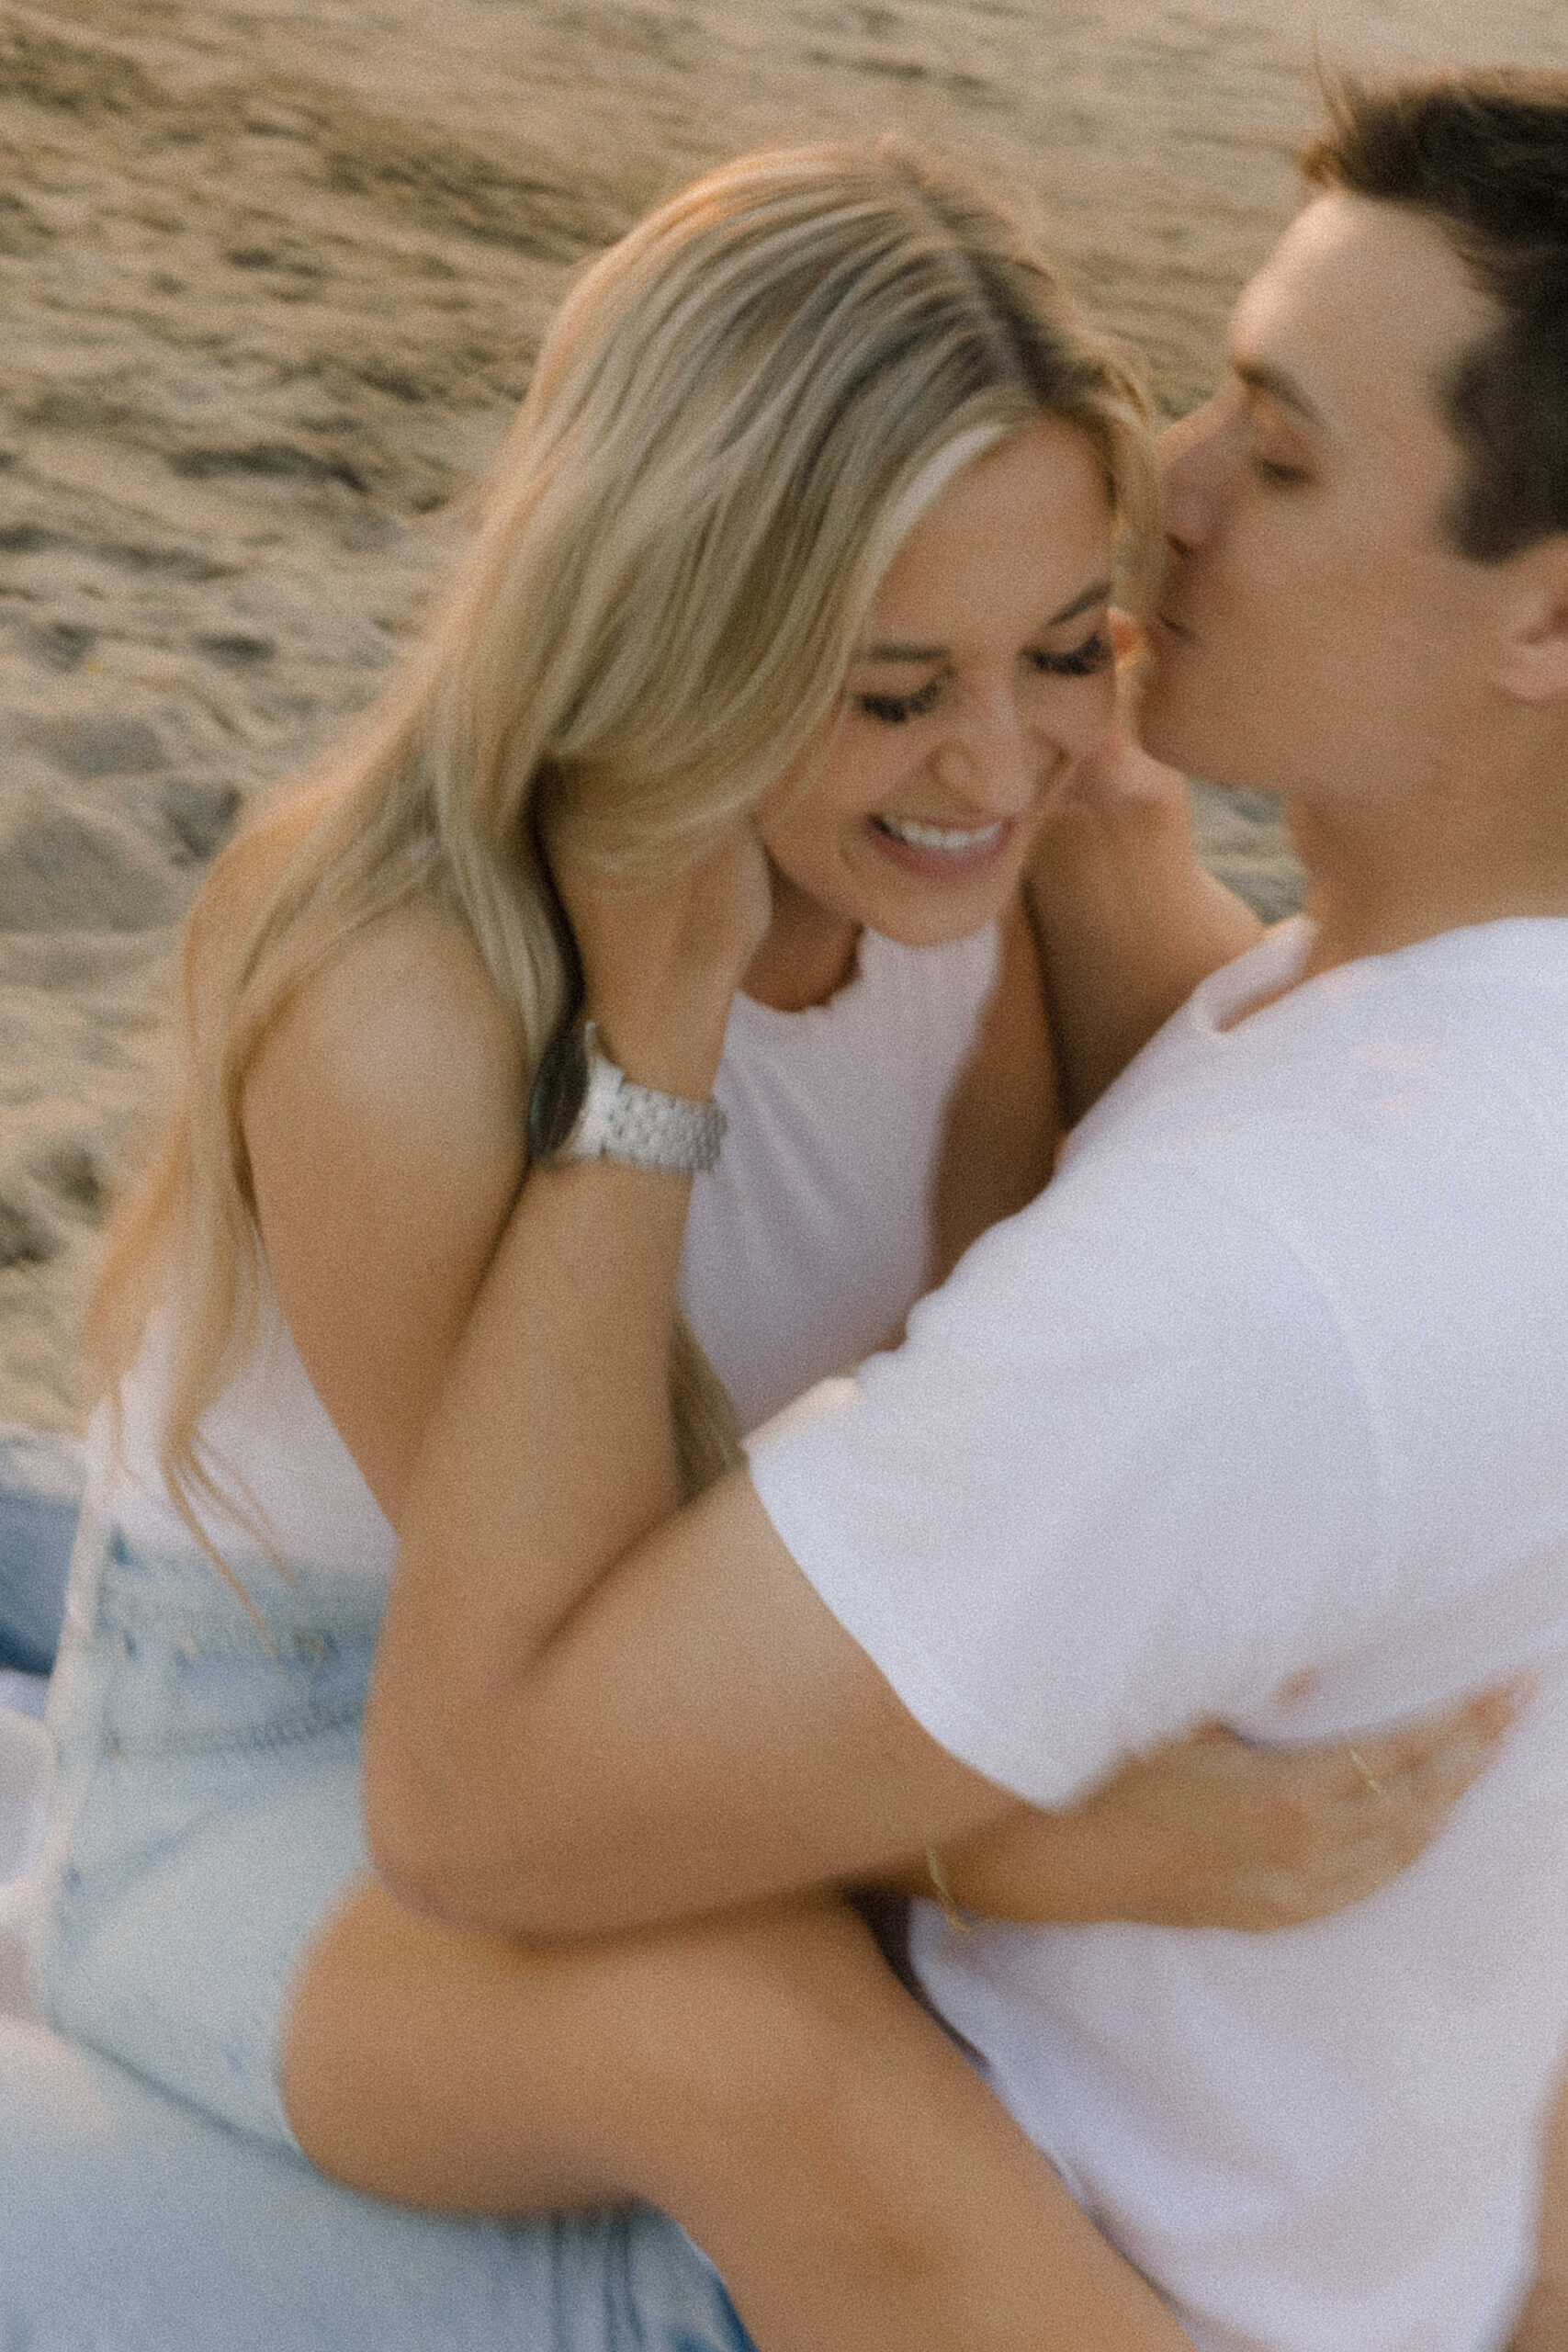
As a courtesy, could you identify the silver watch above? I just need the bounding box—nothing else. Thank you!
[527,1021,726,1174]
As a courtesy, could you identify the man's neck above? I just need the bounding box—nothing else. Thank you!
[1284,775,1568,983]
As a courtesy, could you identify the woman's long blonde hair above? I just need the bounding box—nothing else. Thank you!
[90,137,1156,1571]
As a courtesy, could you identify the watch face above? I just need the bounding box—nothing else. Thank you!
[526,1023,590,1159]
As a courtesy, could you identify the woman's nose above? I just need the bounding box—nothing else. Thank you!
[932,688,1046,810]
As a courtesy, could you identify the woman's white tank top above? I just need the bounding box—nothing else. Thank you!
[96,922,1001,1573]
[678,922,999,1431]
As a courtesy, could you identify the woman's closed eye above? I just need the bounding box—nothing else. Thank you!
[855,673,943,725]
[1029,628,1111,679]
[855,629,1112,724]
[1250,451,1312,487]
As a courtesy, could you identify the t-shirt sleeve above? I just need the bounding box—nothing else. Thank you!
[744,1154,1385,1809]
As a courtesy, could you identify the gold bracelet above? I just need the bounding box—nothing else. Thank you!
[925,1845,976,1933]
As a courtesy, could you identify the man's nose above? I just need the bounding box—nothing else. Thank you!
[1158,395,1228,554]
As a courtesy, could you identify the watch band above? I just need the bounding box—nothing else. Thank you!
[528,1020,727,1174]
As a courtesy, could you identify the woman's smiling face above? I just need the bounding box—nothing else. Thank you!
[757,415,1119,961]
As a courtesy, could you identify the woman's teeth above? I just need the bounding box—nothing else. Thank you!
[874,815,1006,854]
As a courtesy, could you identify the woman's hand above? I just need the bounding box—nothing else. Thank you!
[552,821,773,1099]
[1506,2053,1568,2351]
[922,1685,1524,1931]
[1043,611,1196,836]
[1025,611,1263,1124]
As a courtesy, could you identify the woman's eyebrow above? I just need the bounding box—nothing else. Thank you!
[854,579,1113,663]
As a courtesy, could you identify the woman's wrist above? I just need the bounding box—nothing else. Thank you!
[557,822,772,1102]
[587,998,732,1103]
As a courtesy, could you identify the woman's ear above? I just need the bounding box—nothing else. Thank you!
[1494,537,1568,705]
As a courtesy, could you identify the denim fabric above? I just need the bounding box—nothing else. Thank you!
[0,1702,51,1885]
[0,2018,756,2352]
[0,1424,84,1675]
[0,1665,51,1722]
[17,1510,759,2351]
[34,1520,383,2146]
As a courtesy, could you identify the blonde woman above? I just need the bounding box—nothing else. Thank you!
[28,142,1505,2352]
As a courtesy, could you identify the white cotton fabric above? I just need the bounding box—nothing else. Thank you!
[678,922,999,1432]
[748,914,1568,2352]
[102,1304,401,1577]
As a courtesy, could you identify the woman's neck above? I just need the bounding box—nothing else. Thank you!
[742,865,861,1012]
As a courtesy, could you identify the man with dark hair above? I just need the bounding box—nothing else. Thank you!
[1303,73,1568,564]
[364,66,1568,2352]
[6,68,1568,2352]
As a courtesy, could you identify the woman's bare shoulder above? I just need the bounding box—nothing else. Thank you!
[246,896,526,1203]
[305,901,518,1094]
[238,894,532,1521]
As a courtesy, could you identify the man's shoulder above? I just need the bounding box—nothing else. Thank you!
[928,923,1568,1426]
[1060,918,1568,1187]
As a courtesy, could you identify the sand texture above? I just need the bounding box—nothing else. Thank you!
[3,0,1566,1430]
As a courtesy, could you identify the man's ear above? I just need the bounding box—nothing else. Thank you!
[1495,537,1568,704]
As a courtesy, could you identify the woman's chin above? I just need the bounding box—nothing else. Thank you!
[851,878,1019,951]
[835,820,1021,944]
[763,834,1025,964]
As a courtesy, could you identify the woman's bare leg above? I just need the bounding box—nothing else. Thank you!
[284,1881,1186,2352]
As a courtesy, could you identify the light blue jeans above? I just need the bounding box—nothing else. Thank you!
[0,1421,82,1674]
[6,1483,758,2352]
[0,2014,756,2352]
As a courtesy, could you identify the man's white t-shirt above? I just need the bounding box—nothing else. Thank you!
[747,916,1568,2352]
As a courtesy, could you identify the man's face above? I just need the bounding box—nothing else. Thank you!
[1139,192,1511,810]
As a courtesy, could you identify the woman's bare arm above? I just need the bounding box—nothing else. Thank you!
[882,1697,1519,1929]
[362,829,1027,1928]
[243,902,529,1527]
[1509,2061,1568,2350]
[1029,718,1262,1125]
[931,727,1257,1281]
[929,892,1059,1283]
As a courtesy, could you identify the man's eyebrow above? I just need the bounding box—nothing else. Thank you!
[1233,358,1328,432]
[854,579,1113,662]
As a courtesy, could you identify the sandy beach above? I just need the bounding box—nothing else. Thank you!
[3,0,1567,1433]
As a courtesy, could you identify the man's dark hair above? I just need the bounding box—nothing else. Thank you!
[1303,72,1568,560]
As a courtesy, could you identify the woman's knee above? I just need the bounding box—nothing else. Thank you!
[604,1895,926,2195]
